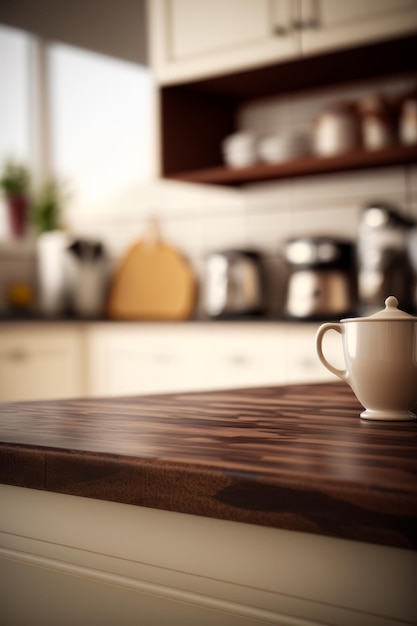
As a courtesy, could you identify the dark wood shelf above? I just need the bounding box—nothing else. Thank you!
[167,144,417,186]
[160,35,417,183]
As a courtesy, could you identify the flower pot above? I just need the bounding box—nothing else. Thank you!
[6,194,29,238]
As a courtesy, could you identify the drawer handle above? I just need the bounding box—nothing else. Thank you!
[228,354,251,367]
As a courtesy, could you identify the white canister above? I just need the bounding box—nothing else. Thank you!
[314,102,360,157]
[36,230,70,316]
[257,130,312,163]
[222,132,258,168]
[358,95,394,151]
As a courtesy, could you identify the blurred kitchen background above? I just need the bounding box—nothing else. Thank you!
[1,0,417,401]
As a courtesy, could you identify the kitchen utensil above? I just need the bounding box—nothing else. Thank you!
[357,94,395,151]
[107,220,196,320]
[204,249,264,318]
[65,238,108,318]
[257,130,311,163]
[357,202,415,315]
[313,101,360,157]
[222,132,258,168]
[316,296,417,421]
[284,236,356,320]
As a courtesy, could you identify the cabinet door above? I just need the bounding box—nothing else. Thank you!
[87,324,287,397]
[0,326,84,401]
[88,326,201,396]
[149,0,301,83]
[200,326,286,390]
[171,0,271,60]
[300,0,417,55]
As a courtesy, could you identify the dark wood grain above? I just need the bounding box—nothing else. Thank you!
[1,382,416,549]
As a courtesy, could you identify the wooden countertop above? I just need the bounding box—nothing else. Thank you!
[1,382,416,549]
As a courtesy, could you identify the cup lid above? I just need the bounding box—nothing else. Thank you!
[343,296,416,322]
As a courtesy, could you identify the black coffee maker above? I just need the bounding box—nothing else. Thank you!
[357,202,415,314]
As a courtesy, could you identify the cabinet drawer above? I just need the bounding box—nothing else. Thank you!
[87,325,287,396]
[200,332,285,390]
[0,326,84,401]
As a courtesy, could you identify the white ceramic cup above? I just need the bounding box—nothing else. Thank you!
[316,296,417,421]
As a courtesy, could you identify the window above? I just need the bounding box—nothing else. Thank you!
[48,43,154,213]
[0,24,154,237]
[0,24,33,237]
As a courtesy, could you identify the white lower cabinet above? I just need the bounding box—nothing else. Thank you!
[0,322,338,401]
[284,323,344,384]
[1,485,415,626]
[0,325,85,401]
[87,322,338,398]
[87,323,289,397]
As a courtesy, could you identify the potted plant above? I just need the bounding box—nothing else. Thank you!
[0,160,31,237]
[31,178,69,316]
[31,179,63,235]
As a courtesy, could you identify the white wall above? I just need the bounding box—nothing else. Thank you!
[0,0,148,65]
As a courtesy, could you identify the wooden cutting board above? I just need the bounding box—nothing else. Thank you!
[107,236,196,320]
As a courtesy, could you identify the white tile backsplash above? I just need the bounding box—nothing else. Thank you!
[239,74,416,134]
[160,215,204,258]
[63,161,412,313]
[290,167,407,208]
[245,209,293,254]
[200,213,248,255]
[291,204,362,240]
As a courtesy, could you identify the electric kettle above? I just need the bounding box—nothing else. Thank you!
[204,249,264,318]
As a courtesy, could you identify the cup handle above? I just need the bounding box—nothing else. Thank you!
[315,323,348,381]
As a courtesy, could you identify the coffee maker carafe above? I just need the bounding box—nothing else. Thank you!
[357,202,414,314]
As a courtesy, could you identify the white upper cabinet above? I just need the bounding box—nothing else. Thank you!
[148,0,417,84]
[148,0,301,83]
[300,0,417,55]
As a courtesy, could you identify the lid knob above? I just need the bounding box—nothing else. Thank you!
[385,296,399,310]
[367,295,416,320]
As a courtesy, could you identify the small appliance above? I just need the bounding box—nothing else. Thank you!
[284,236,356,320]
[204,249,264,318]
[357,202,415,315]
[65,238,108,318]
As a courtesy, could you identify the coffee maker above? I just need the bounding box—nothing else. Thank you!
[283,236,356,320]
[357,202,415,314]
